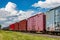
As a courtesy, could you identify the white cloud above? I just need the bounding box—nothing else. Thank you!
[0,2,18,16]
[0,18,7,21]
[0,10,10,17]
[18,10,34,21]
[1,21,15,28]
[32,0,60,8]
[0,2,35,28]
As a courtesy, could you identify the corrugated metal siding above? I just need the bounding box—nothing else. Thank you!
[33,15,38,31]
[27,13,46,32]
[19,19,27,31]
[14,22,19,31]
[45,10,55,31]
[19,21,21,31]
[38,14,46,31]
[27,17,33,31]
[9,24,15,30]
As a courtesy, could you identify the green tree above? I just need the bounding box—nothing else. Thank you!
[0,25,1,29]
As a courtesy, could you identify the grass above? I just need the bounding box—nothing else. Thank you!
[0,30,60,40]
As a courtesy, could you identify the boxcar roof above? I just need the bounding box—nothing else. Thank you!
[27,13,44,19]
[49,6,60,11]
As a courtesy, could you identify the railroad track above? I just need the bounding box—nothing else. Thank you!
[3,30,60,38]
[20,32,60,39]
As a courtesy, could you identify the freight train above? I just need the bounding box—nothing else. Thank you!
[2,6,60,35]
[9,13,46,33]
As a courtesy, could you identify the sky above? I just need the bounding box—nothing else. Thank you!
[0,0,60,28]
[0,0,45,11]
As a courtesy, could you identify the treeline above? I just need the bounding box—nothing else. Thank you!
[0,25,1,29]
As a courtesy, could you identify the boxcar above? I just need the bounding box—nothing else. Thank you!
[14,22,19,31]
[27,13,46,32]
[45,6,60,33]
[9,24,15,30]
[19,19,27,31]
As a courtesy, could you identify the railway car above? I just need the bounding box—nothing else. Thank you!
[19,19,27,31]
[14,22,19,31]
[2,27,9,30]
[27,13,46,33]
[9,24,15,31]
[45,6,60,35]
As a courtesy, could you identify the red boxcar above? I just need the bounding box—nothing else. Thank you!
[27,13,46,32]
[14,22,19,31]
[9,24,15,30]
[19,19,27,31]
